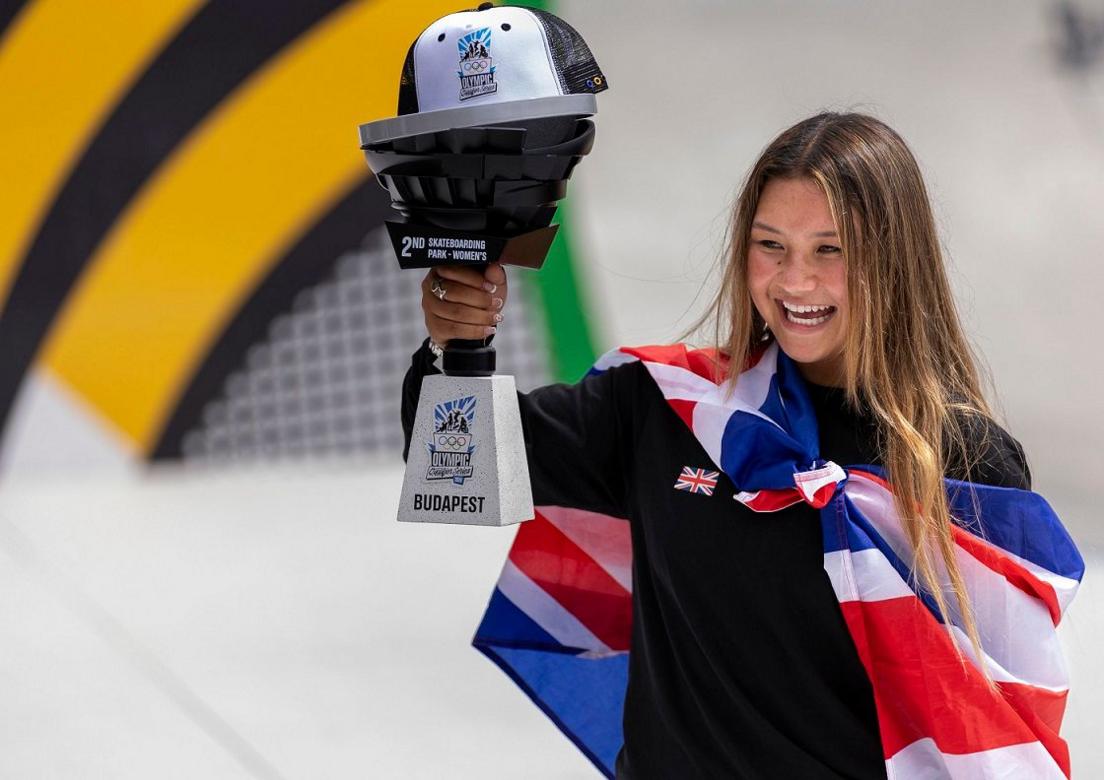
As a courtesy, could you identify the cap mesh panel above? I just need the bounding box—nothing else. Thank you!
[397,39,419,116]
[527,8,608,95]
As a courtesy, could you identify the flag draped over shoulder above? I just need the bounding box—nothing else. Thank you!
[472,342,1084,779]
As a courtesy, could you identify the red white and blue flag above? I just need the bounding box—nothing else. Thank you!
[674,466,719,496]
[473,342,1084,779]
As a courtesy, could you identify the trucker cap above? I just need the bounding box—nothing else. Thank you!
[360,3,607,145]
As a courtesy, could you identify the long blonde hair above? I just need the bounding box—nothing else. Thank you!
[692,112,995,670]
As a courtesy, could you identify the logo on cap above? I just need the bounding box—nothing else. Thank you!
[457,28,498,101]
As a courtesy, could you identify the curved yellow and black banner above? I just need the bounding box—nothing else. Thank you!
[0,0,597,469]
[1,0,358,448]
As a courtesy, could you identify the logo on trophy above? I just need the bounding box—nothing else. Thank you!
[358,2,608,525]
[426,396,477,484]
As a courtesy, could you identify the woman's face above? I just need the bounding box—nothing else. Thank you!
[747,177,849,386]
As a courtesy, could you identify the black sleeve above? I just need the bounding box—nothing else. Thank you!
[401,338,442,462]
[517,364,631,517]
[400,339,632,519]
[943,412,1032,490]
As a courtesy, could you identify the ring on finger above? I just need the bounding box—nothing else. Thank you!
[430,275,447,301]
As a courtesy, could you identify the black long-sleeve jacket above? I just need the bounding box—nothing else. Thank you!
[401,338,1030,779]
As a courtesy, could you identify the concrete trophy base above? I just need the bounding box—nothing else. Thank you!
[398,374,533,526]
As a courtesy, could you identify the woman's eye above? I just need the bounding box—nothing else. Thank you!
[754,239,839,254]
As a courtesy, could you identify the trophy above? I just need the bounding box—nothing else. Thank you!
[359,3,608,525]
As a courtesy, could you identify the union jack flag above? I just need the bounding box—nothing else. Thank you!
[674,466,719,496]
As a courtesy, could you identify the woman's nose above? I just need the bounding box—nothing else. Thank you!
[776,255,818,294]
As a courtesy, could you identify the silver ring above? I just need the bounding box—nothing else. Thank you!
[431,276,447,301]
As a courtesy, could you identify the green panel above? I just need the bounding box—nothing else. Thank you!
[506,0,598,381]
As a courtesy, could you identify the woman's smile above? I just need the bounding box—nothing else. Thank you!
[777,299,837,328]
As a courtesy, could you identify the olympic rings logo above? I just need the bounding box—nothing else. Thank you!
[436,434,470,448]
[585,75,604,89]
[462,59,490,72]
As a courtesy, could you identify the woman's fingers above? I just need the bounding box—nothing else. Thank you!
[421,263,508,347]
[431,299,502,327]
[435,263,500,293]
[426,311,498,342]
[481,261,507,294]
[426,269,495,309]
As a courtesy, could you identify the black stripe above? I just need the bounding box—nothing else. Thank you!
[152,176,389,458]
[0,0,27,44]
[0,0,350,449]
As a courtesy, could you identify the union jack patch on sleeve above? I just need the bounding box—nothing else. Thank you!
[674,466,719,496]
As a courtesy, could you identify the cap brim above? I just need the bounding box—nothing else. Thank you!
[358,94,597,146]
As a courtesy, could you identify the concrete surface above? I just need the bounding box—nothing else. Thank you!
[0,462,1098,778]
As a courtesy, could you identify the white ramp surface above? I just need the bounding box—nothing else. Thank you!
[0,464,596,779]
[1,463,1099,778]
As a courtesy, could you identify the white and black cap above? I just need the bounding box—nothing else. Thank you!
[360,3,607,145]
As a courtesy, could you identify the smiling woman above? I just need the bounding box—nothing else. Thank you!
[747,177,850,385]
[699,112,1010,671]
[402,112,1083,779]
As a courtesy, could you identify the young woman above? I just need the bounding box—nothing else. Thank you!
[401,113,1079,779]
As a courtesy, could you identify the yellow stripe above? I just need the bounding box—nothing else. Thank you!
[0,0,202,309]
[42,0,457,451]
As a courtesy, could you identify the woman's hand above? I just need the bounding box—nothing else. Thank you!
[421,262,507,347]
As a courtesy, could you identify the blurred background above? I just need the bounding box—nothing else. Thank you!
[0,0,1100,777]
